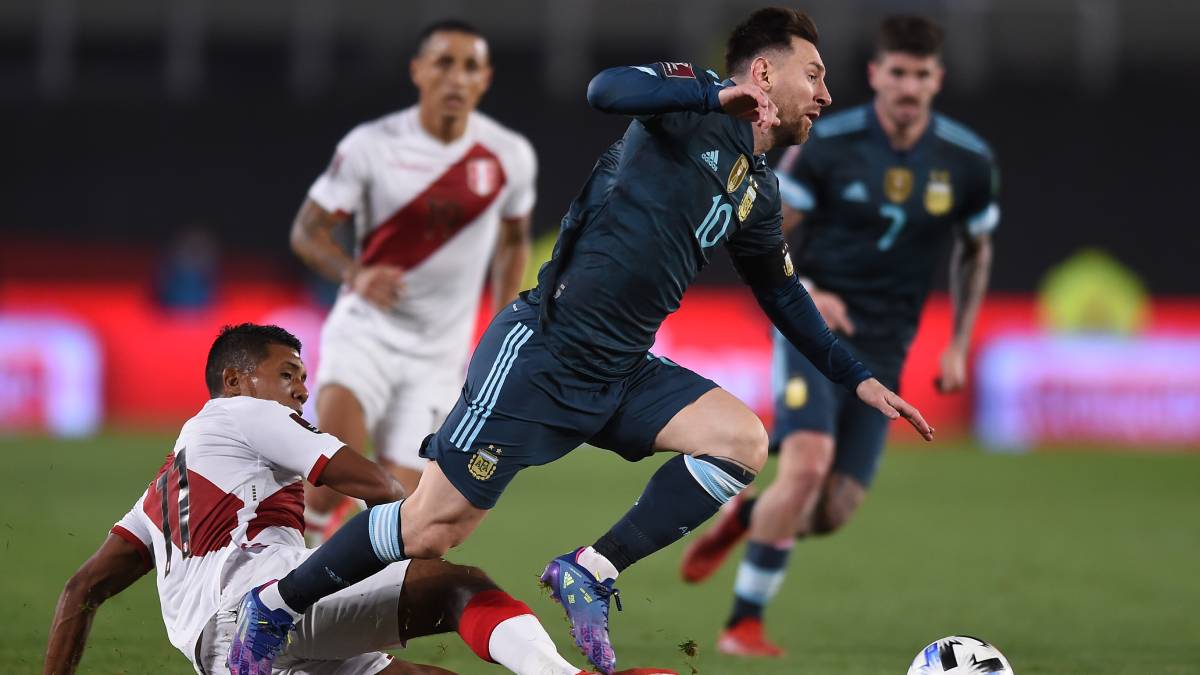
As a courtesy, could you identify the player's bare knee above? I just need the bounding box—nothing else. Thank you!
[779,432,834,471]
[732,419,769,472]
[778,432,833,482]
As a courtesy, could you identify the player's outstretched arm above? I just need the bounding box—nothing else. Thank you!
[731,245,869,385]
[855,378,935,441]
[44,534,151,675]
[317,446,406,506]
[732,244,932,442]
[586,63,726,116]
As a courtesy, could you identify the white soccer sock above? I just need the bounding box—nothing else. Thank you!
[488,614,581,675]
[257,581,303,621]
[575,545,619,582]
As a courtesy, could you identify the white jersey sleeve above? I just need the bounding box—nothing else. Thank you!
[111,495,154,568]
[500,136,538,219]
[224,398,345,484]
[308,126,372,215]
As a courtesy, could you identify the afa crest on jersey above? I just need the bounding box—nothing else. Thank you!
[924,170,954,215]
[466,157,500,197]
[467,445,501,481]
[884,167,914,203]
[785,376,808,409]
[727,154,750,193]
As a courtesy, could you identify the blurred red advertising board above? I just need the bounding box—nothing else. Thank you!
[0,316,102,436]
[2,278,1198,449]
[976,335,1200,450]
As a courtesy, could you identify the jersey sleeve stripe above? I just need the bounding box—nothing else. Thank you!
[306,449,337,486]
[934,117,992,157]
[776,171,816,211]
[111,525,153,568]
[966,203,1000,236]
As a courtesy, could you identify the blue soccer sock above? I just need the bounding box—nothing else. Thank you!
[593,454,754,573]
[275,500,406,614]
[727,540,792,626]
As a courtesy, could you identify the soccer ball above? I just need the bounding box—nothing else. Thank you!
[907,635,1013,674]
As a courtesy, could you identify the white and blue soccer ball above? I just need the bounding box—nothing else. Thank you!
[907,635,1013,675]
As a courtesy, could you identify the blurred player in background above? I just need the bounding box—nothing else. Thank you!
[679,15,1000,657]
[230,9,934,675]
[43,324,651,675]
[291,19,536,538]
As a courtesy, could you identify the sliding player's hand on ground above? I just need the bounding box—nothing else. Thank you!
[349,264,405,310]
[855,378,934,441]
[718,83,779,131]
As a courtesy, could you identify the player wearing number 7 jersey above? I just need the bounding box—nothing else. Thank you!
[680,16,1000,657]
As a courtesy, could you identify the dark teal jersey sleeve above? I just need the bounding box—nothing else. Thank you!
[729,241,873,391]
[586,62,725,117]
[959,152,1001,239]
[728,206,873,390]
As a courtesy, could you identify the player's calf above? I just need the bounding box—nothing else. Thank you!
[751,431,834,541]
[593,453,757,574]
[809,472,866,536]
[458,588,583,675]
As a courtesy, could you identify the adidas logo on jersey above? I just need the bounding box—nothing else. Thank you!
[841,181,869,203]
[701,150,719,172]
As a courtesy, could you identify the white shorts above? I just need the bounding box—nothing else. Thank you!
[316,294,466,470]
[195,545,412,675]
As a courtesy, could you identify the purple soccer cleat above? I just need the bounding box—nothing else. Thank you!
[227,582,296,675]
[540,548,623,674]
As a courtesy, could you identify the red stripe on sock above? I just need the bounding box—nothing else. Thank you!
[457,589,534,663]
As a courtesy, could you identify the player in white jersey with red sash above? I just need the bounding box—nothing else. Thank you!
[290,20,536,528]
[44,324,671,675]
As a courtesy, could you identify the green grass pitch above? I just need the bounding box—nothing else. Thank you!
[2,433,1197,674]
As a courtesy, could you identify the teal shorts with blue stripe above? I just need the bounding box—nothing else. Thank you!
[421,299,717,509]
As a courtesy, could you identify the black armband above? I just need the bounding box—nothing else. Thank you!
[730,242,796,289]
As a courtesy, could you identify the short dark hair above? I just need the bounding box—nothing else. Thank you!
[725,7,820,75]
[204,323,302,397]
[876,15,944,59]
[416,19,485,53]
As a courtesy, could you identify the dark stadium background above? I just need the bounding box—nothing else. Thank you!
[2,2,1197,674]
[4,0,1198,292]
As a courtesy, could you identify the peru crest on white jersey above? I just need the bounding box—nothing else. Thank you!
[308,107,537,358]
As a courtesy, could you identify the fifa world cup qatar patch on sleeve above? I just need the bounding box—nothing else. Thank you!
[660,62,696,79]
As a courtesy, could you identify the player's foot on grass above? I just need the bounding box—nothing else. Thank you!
[716,617,784,658]
[541,549,622,674]
[680,490,750,583]
[227,582,295,675]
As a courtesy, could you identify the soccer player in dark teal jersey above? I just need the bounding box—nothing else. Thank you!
[229,9,934,675]
[680,16,1000,657]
